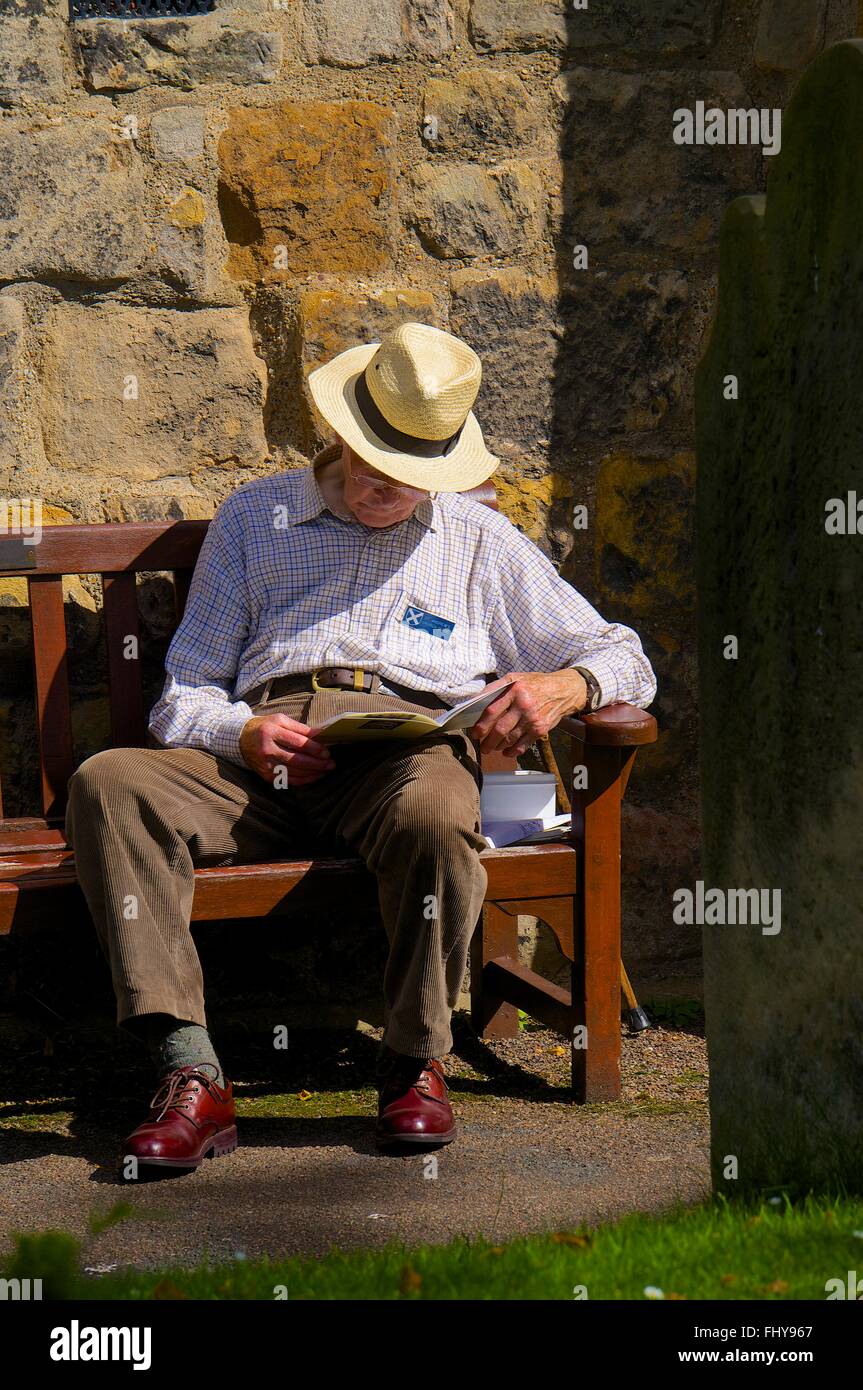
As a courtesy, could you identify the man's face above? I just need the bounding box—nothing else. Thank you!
[340,442,429,528]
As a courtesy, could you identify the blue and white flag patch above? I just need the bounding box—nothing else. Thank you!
[400,604,455,641]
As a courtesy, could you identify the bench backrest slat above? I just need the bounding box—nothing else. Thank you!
[103,572,147,749]
[28,574,75,818]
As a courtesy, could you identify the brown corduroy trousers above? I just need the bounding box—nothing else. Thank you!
[64,687,490,1059]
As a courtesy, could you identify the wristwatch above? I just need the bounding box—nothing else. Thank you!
[573,665,602,713]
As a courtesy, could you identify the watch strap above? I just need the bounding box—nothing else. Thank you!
[573,666,602,712]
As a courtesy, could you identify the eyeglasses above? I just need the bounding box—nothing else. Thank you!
[348,462,429,499]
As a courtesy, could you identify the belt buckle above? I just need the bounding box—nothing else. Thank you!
[312,666,366,692]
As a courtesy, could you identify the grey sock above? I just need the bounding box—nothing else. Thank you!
[141,1016,225,1088]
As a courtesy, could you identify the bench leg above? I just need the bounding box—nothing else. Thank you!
[569,746,632,1102]
[570,950,620,1103]
[470,903,519,1039]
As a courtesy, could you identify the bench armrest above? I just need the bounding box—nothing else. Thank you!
[559,702,658,747]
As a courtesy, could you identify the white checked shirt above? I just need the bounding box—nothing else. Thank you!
[149,454,657,768]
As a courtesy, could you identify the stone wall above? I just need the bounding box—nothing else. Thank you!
[2,0,861,990]
[696,37,863,1192]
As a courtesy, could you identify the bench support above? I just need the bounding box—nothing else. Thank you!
[470,708,655,1103]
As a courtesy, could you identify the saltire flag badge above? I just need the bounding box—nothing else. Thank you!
[400,604,455,641]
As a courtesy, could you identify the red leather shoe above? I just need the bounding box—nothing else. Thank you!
[376,1052,456,1147]
[121,1064,238,1170]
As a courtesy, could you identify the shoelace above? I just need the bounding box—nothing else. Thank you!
[149,1066,221,1123]
[381,1059,443,1097]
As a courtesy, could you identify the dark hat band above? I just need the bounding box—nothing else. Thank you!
[353,367,466,459]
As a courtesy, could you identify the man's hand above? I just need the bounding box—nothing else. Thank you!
[469,670,590,756]
[239,714,336,786]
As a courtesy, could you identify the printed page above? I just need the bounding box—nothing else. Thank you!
[310,677,517,745]
[435,676,517,731]
[310,710,442,745]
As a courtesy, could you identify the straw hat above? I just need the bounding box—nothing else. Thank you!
[307,322,498,491]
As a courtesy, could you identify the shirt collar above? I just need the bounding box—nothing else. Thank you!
[290,451,439,534]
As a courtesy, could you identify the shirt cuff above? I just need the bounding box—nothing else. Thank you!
[147,702,254,770]
[209,706,255,768]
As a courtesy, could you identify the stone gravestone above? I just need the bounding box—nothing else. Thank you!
[695,40,863,1194]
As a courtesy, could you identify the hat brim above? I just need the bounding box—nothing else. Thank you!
[307,342,499,492]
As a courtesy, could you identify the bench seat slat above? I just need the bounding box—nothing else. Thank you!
[0,841,577,933]
[0,828,69,853]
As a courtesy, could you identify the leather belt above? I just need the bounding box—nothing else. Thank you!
[242,667,446,712]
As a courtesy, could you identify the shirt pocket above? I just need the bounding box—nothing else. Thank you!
[380,588,494,684]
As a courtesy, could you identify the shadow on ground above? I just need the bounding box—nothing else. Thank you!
[0,1007,710,1269]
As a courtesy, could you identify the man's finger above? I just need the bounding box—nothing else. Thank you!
[269,714,332,756]
[470,689,516,739]
[270,727,332,760]
[482,716,533,753]
[480,706,526,748]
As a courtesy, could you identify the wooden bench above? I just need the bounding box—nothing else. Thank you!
[0,485,656,1101]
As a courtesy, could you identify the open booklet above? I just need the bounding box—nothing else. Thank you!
[309,676,517,746]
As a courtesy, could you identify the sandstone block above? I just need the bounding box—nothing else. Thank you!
[422,70,537,153]
[0,117,147,281]
[450,266,691,455]
[449,267,557,454]
[594,452,695,620]
[0,296,27,472]
[218,101,398,281]
[74,16,282,91]
[470,0,720,56]
[411,161,544,259]
[0,0,67,13]
[469,1,568,53]
[493,471,575,543]
[621,804,702,979]
[561,269,692,439]
[150,105,207,161]
[303,0,454,67]
[0,18,69,106]
[556,67,758,251]
[755,0,827,72]
[39,305,268,480]
[825,0,863,44]
[297,284,439,443]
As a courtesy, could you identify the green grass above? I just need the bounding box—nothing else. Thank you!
[5,1196,862,1301]
[233,1088,374,1119]
[0,1106,73,1133]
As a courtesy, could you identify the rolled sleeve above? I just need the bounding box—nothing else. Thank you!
[491,524,657,710]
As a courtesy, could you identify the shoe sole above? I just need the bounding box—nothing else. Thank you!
[126,1124,239,1170]
[375,1127,456,1148]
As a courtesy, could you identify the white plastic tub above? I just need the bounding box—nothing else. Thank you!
[479,770,557,822]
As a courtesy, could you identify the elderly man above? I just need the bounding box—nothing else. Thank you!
[65,323,656,1168]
